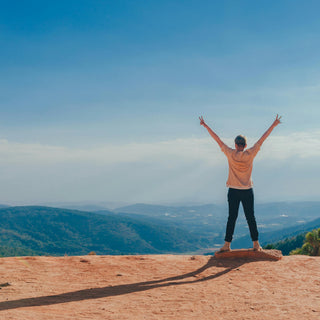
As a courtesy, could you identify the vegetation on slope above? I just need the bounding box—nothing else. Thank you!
[0,206,207,256]
[290,228,320,256]
[264,227,320,256]
[263,233,306,255]
[0,244,39,257]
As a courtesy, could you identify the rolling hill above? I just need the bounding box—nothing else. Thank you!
[0,206,207,256]
[1,202,319,256]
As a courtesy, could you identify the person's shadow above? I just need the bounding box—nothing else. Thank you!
[0,256,262,311]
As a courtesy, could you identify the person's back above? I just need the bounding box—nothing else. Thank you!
[221,142,261,190]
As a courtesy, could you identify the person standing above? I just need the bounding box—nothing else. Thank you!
[199,115,282,252]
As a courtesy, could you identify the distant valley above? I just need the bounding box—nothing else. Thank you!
[104,201,320,248]
[0,201,319,256]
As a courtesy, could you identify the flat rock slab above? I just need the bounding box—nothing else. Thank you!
[214,249,282,261]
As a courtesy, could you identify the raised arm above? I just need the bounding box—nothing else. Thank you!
[199,116,225,148]
[256,114,282,146]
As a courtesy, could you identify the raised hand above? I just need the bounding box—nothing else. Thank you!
[199,116,206,126]
[273,114,282,127]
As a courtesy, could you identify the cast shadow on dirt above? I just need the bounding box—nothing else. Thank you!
[0,256,275,311]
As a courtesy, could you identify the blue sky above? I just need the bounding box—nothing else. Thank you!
[0,1,320,205]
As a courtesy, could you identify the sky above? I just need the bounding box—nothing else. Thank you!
[0,0,320,206]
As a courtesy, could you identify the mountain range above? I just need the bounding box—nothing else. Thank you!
[0,201,319,256]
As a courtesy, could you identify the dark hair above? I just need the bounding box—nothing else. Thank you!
[234,135,247,146]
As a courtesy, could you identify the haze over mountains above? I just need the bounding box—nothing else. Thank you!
[0,201,319,256]
[109,201,320,246]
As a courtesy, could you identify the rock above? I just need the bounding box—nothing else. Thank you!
[214,249,282,261]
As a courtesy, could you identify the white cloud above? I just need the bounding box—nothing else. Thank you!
[0,130,319,203]
[256,130,320,160]
[0,137,225,166]
[1,130,319,165]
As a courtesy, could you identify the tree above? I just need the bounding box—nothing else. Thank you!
[290,228,320,256]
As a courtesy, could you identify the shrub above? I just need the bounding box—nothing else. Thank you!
[290,228,320,256]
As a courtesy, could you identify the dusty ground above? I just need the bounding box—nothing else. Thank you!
[0,254,319,319]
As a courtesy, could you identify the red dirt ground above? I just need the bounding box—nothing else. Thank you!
[0,254,319,319]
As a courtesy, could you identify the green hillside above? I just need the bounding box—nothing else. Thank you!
[0,206,207,256]
[264,228,320,256]
[0,244,39,257]
[263,233,306,255]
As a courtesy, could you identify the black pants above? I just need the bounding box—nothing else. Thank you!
[224,188,259,242]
